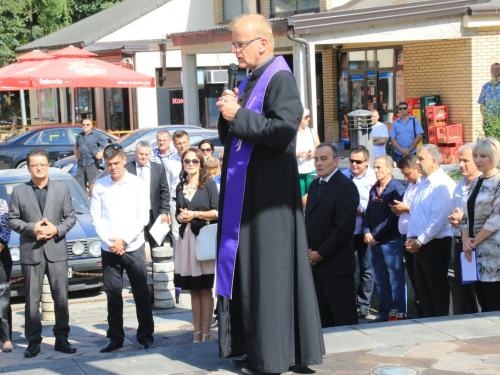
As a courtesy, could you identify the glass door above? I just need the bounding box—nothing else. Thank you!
[350,75,365,110]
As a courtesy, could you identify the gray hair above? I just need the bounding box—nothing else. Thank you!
[420,144,442,166]
[156,130,171,138]
[459,142,475,155]
[375,155,393,167]
[136,140,152,150]
[316,143,339,158]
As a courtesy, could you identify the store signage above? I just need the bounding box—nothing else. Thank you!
[172,98,184,104]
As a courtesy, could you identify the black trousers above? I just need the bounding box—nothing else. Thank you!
[475,281,500,312]
[102,245,154,344]
[452,238,478,315]
[313,271,358,328]
[21,254,70,341]
[76,163,99,192]
[354,234,374,309]
[413,237,451,318]
[0,249,12,343]
[402,235,422,318]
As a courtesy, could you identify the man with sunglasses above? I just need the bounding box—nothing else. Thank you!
[74,119,108,192]
[91,143,154,352]
[216,13,324,375]
[389,101,424,162]
[342,145,376,320]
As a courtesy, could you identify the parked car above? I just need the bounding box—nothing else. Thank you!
[191,135,224,158]
[0,168,103,297]
[54,125,218,177]
[0,125,117,170]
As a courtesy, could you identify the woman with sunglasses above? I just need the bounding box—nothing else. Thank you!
[174,148,219,343]
[199,140,220,179]
[296,108,320,196]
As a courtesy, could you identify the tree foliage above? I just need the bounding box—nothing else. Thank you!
[0,0,123,67]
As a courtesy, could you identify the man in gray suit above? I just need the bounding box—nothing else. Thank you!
[8,148,76,358]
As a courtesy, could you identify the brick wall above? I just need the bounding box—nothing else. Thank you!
[322,46,338,142]
[320,0,335,12]
[214,0,223,24]
[260,0,270,18]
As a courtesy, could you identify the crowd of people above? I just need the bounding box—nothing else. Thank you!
[0,12,499,375]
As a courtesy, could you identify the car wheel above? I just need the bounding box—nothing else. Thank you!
[16,160,28,169]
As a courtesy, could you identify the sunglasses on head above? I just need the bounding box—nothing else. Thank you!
[104,143,123,152]
[183,158,200,165]
[349,159,366,165]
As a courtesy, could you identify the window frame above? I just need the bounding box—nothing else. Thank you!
[270,0,320,18]
[222,0,260,23]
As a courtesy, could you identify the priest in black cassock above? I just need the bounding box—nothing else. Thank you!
[215,13,325,375]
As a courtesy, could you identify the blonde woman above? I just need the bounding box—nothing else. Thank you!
[296,108,320,196]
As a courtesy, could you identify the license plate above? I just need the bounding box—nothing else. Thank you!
[68,267,73,279]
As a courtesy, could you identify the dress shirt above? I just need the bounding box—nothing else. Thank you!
[319,168,338,184]
[31,180,48,215]
[389,115,424,156]
[342,168,377,234]
[407,168,455,244]
[371,122,389,158]
[165,153,182,201]
[450,176,480,237]
[150,145,177,167]
[398,177,421,235]
[136,161,151,210]
[91,171,149,252]
[75,130,108,167]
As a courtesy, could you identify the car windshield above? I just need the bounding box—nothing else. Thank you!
[0,179,90,213]
[2,132,30,143]
[117,130,149,149]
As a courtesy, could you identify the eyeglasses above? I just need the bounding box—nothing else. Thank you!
[398,107,408,111]
[200,148,212,153]
[104,143,123,152]
[231,37,261,49]
[349,159,367,165]
[29,163,49,169]
[183,158,200,165]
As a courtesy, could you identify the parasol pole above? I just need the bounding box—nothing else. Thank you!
[20,90,27,125]
[71,88,76,125]
[38,89,43,126]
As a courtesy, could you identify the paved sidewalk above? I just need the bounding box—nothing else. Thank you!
[2,289,500,375]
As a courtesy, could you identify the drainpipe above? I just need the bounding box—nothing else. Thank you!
[287,27,313,125]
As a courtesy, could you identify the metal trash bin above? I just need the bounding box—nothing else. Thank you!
[347,109,374,166]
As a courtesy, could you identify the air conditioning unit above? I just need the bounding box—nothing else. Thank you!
[206,70,228,84]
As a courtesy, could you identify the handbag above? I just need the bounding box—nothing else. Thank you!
[195,221,217,261]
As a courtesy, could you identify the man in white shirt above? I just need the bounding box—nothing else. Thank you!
[448,143,480,315]
[391,154,422,317]
[370,110,389,158]
[165,130,190,255]
[342,145,376,319]
[405,144,455,318]
[91,143,154,352]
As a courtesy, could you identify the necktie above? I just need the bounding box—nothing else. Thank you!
[139,166,146,181]
[316,180,327,200]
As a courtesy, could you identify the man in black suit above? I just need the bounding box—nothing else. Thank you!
[125,140,170,249]
[8,148,77,358]
[306,143,359,328]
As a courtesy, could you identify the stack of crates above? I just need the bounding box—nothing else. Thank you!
[426,105,463,164]
[420,95,441,144]
[406,98,423,152]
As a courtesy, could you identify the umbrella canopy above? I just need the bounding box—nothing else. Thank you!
[51,46,97,57]
[0,50,52,90]
[0,47,154,88]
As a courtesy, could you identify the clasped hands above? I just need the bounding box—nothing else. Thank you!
[177,208,195,224]
[34,218,58,241]
[448,208,463,227]
[309,249,323,266]
[216,89,241,122]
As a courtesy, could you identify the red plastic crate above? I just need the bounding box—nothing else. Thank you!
[426,105,449,120]
[436,123,463,144]
[428,123,447,145]
[406,98,420,112]
[439,146,460,164]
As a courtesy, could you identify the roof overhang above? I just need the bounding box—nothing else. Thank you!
[290,0,483,35]
[464,4,500,27]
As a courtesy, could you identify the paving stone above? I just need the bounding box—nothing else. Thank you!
[417,314,500,340]
[357,353,436,369]
[456,343,500,355]
[482,355,500,366]
[465,336,500,347]
[406,341,463,359]
[310,359,374,374]
[323,349,370,362]
[431,352,486,372]
[369,346,413,357]
[421,369,470,375]
[471,364,500,375]
[323,325,388,353]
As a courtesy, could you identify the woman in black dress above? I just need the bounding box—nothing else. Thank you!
[0,199,12,352]
[174,148,219,342]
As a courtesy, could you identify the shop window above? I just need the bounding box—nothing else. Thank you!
[367,50,375,69]
[224,0,258,21]
[271,0,319,16]
[349,51,365,69]
[379,72,394,123]
[377,49,394,68]
[351,75,365,110]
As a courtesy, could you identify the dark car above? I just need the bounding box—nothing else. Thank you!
[54,125,218,177]
[0,125,117,170]
[0,168,103,297]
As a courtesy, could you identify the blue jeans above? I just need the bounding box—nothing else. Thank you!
[370,237,407,319]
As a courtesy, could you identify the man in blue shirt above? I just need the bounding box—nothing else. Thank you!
[363,155,406,322]
[74,119,108,191]
[478,63,500,125]
[389,101,424,162]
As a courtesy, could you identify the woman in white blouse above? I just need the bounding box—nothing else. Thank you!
[461,137,500,312]
[296,108,320,196]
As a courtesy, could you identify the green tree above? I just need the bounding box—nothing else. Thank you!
[482,81,500,140]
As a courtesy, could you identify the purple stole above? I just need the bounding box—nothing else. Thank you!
[216,56,292,299]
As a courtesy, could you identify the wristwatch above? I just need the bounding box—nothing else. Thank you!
[415,239,423,249]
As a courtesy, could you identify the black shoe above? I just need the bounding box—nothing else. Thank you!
[54,339,77,354]
[289,365,315,374]
[369,317,389,323]
[100,340,123,353]
[24,341,41,358]
[231,356,250,368]
[142,339,154,350]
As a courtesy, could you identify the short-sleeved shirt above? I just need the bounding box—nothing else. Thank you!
[389,115,424,156]
[75,130,108,167]
[372,122,389,158]
[478,80,500,119]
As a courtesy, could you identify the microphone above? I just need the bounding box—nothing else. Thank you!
[227,63,238,91]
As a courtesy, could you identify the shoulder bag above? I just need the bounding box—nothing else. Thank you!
[79,134,101,168]
[195,221,217,261]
